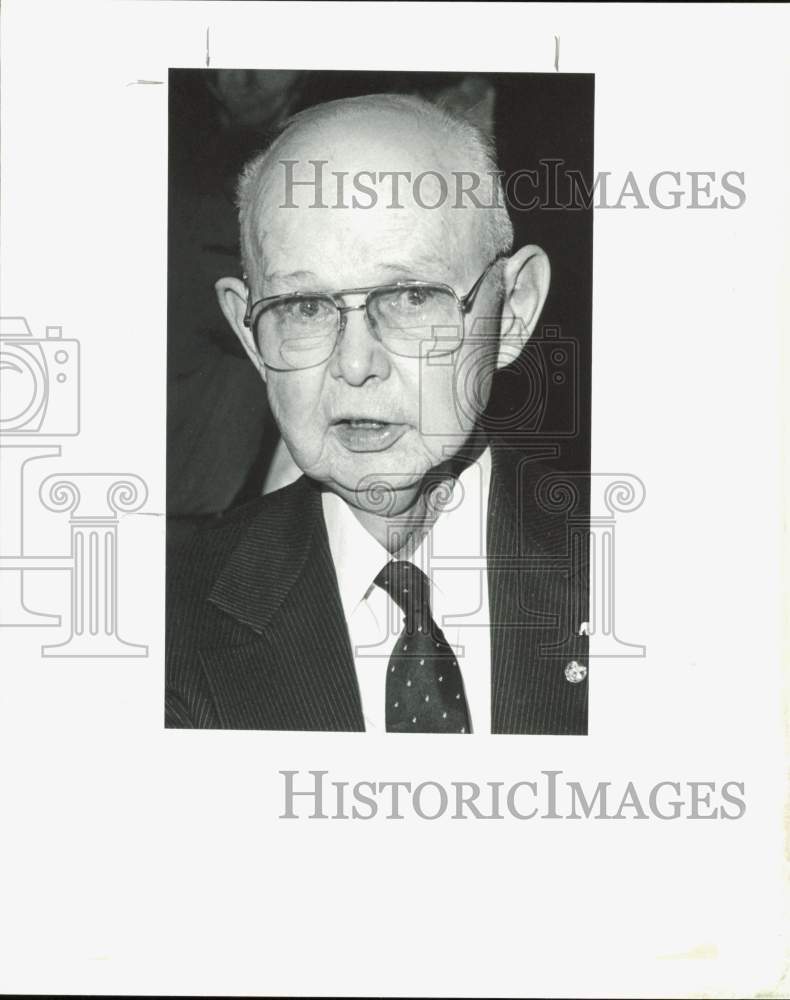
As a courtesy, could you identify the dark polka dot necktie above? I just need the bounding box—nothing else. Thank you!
[375,560,471,734]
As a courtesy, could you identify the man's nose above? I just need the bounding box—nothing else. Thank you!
[329,306,392,386]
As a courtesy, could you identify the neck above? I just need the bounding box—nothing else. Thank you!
[350,436,488,554]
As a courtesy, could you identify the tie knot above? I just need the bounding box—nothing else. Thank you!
[374,560,432,620]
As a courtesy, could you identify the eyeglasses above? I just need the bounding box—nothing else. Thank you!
[243,257,502,371]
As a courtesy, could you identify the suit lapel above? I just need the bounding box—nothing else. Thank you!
[201,477,364,731]
[488,444,589,734]
[194,448,585,734]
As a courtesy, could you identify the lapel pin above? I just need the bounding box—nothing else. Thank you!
[564,660,587,684]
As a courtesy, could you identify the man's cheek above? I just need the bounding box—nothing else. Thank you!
[416,369,466,441]
[281,412,323,455]
[270,380,318,431]
[452,351,494,433]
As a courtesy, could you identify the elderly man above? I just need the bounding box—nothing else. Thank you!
[166,93,588,734]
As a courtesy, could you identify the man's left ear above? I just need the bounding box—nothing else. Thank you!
[497,245,551,369]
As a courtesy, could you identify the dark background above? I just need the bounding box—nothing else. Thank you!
[167,69,593,531]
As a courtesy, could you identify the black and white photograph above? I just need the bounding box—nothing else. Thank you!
[165,70,593,733]
[0,3,787,998]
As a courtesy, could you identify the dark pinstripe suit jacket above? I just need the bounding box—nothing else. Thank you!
[166,443,589,733]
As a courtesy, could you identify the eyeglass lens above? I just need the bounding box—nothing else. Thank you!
[254,284,463,370]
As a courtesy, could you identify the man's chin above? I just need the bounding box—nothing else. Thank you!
[333,473,419,513]
[327,455,429,516]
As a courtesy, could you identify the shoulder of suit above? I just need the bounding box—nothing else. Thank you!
[167,476,316,602]
[488,438,562,487]
[489,439,588,559]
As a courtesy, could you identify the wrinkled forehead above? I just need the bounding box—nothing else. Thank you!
[250,113,490,288]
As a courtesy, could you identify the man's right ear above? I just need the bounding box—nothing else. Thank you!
[215,276,266,379]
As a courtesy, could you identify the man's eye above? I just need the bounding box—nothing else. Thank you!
[404,287,428,308]
[282,298,333,323]
[387,287,436,312]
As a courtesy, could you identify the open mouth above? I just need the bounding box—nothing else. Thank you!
[332,418,407,453]
[341,419,387,429]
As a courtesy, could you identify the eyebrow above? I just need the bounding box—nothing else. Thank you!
[378,258,448,278]
[264,269,317,284]
[264,258,449,288]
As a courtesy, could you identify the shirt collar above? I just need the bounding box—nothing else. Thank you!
[321,447,492,620]
[411,446,491,624]
[321,488,391,621]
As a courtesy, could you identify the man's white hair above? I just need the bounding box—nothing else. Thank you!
[236,92,514,290]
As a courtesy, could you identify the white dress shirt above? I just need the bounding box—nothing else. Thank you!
[321,449,492,733]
